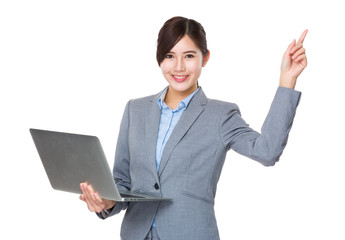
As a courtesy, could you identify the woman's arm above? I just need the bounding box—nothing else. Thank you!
[222,87,301,166]
[221,31,307,165]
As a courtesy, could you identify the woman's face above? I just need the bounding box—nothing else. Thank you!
[160,35,209,97]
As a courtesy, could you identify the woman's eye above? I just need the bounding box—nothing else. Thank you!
[165,54,173,59]
[186,54,194,58]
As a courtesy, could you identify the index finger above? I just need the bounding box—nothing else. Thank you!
[297,29,308,44]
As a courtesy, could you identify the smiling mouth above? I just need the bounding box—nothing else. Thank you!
[172,75,189,82]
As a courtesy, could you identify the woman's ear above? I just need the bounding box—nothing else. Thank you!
[202,50,210,67]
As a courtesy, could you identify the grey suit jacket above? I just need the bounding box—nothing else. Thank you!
[98,87,301,240]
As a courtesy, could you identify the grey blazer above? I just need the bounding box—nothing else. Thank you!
[98,87,301,240]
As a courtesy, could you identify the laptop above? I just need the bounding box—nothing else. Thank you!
[30,128,170,202]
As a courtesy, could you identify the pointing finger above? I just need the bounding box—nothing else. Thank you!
[297,29,308,44]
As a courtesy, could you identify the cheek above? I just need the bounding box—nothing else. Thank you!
[186,61,202,74]
[160,62,170,74]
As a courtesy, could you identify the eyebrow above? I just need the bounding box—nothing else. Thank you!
[167,50,198,54]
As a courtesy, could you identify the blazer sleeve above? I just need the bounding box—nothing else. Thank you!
[96,101,132,219]
[220,87,301,166]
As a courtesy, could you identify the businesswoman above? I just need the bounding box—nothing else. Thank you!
[80,16,307,240]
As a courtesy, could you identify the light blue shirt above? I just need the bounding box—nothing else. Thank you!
[155,87,200,171]
[152,87,199,227]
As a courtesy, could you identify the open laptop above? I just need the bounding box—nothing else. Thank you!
[30,128,170,202]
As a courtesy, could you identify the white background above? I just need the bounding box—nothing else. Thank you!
[1,0,344,239]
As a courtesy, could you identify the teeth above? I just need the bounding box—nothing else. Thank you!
[173,75,187,79]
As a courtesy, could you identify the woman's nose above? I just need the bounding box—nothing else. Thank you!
[174,57,186,72]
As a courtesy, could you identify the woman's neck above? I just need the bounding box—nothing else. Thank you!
[164,86,197,110]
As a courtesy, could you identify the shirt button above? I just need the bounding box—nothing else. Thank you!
[154,183,160,190]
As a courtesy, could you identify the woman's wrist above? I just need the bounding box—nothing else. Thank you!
[102,201,116,215]
[279,74,297,89]
[105,200,116,210]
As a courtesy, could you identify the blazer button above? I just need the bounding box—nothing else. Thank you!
[154,183,160,190]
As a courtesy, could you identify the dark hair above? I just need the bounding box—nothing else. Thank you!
[156,16,208,66]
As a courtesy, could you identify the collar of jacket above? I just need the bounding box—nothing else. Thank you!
[145,86,208,178]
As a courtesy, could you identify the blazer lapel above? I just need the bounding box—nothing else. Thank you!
[145,90,164,181]
[158,88,207,176]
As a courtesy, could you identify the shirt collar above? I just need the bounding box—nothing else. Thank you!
[157,87,200,111]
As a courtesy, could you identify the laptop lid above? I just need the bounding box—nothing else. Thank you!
[29,128,169,202]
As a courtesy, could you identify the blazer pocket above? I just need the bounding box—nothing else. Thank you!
[182,154,215,205]
[181,191,214,205]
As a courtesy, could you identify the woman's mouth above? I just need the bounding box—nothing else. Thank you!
[172,75,189,82]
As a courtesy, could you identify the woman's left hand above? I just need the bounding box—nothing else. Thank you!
[280,30,308,89]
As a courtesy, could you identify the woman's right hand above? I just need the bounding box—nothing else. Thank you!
[279,30,308,89]
[80,182,116,213]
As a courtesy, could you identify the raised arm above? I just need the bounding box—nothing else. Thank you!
[222,31,307,166]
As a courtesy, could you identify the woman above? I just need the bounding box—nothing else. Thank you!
[80,16,307,240]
